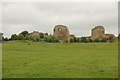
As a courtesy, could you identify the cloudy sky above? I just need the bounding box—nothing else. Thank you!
[2,2,118,38]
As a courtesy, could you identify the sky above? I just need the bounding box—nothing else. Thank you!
[2,2,118,38]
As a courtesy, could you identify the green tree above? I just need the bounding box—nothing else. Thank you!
[2,36,4,41]
[70,38,74,43]
[20,31,28,37]
[81,37,87,43]
[74,37,77,42]
[24,35,29,40]
[45,33,48,36]
[18,34,24,40]
[4,37,9,41]
[40,33,44,38]
[77,38,80,43]
[85,39,88,43]
[28,36,34,41]
[94,38,100,42]
[44,37,48,42]
[118,34,120,40]
[109,36,114,43]
[64,40,68,43]
[89,38,92,42]
[101,37,107,42]
[45,35,59,43]
[34,37,41,42]
[11,34,18,40]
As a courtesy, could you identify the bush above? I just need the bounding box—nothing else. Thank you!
[101,37,107,42]
[85,39,88,43]
[11,34,18,40]
[118,34,120,40]
[94,38,100,42]
[28,36,34,41]
[2,37,4,41]
[18,34,24,40]
[74,37,77,42]
[89,38,92,42]
[70,38,74,43]
[4,37,9,41]
[44,37,48,42]
[76,38,80,43]
[45,33,48,36]
[34,37,41,42]
[40,33,44,39]
[24,35,29,40]
[109,36,114,43]
[20,31,28,37]
[81,37,87,43]
[64,40,68,43]
[44,35,59,43]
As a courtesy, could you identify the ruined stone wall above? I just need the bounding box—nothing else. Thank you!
[91,26,105,40]
[91,26,116,40]
[70,35,75,39]
[105,34,116,40]
[28,31,40,37]
[53,25,70,42]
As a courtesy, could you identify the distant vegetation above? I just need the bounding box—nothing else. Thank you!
[2,30,116,43]
[2,31,60,43]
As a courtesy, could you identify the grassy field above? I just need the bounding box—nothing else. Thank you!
[2,41,118,78]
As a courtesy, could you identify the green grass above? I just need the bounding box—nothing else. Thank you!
[2,41,118,78]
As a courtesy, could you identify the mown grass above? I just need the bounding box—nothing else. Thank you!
[2,41,118,78]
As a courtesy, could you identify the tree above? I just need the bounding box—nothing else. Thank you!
[76,38,80,43]
[94,38,100,42]
[70,38,74,43]
[24,35,29,40]
[81,37,87,43]
[45,33,48,36]
[40,33,44,38]
[109,36,114,43]
[64,40,68,43]
[2,36,4,41]
[18,34,24,40]
[85,39,88,43]
[44,35,59,43]
[74,37,77,42]
[44,37,48,42]
[118,34,120,40]
[11,34,18,40]
[28,36,34,41]
[4,37,9,41]
[34,37,41,42]
[101,37,107,42]
[20,31,28,37]
[89,38,92,42]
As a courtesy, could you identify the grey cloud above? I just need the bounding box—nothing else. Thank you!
[2,2,118,38]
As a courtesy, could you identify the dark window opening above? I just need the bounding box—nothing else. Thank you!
[58,28,62,31]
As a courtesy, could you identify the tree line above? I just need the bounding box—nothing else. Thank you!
[2,30,120,43]
[2,31,59,43]
[67,36,114,43]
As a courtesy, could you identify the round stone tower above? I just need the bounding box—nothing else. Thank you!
[53,25,70,42]
[91,26,105,40]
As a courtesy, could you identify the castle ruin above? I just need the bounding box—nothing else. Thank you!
[28,31,40,37]
[91,26,105,40]
[53,25,116,42]
[91,26,116,40]
[53,25,70,42]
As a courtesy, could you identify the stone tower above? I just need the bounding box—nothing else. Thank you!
[53,25,70,42]
[91,26,105,40]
